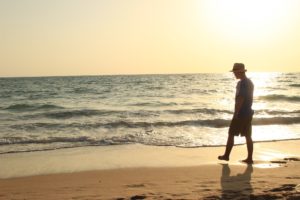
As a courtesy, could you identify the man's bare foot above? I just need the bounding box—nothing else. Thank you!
[218,155,229,161]
[241,159,253,164]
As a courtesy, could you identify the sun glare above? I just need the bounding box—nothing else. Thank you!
[202,0,295,44]
[248,72,279,111]
[249,72,278,96]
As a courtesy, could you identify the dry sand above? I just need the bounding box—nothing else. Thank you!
[0,140,300,199]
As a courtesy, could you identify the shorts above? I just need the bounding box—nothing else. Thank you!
[229,115,253,137]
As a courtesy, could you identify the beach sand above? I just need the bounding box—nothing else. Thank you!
[0,140,300,200]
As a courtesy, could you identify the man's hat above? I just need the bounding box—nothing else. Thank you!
[230,63,247,72]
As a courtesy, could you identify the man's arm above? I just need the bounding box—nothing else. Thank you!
[234,96,244,118]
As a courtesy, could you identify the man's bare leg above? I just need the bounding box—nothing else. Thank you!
[218,134,234,161]
[242,135,253,164]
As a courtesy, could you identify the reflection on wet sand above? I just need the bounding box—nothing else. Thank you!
[221,164,253,199]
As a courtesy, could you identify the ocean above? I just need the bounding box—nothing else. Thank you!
[0,73,299,154]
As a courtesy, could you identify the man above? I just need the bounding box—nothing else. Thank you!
[218,63,254,164]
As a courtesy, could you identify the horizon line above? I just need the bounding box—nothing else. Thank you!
[0,71,299,79]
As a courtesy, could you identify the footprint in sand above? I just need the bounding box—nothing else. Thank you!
[130,195,147,200]
[126,184,146,188]
[268,184,296,192]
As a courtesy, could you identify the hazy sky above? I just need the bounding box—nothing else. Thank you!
[1,0,300,77]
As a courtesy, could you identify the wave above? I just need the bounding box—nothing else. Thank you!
[252,117,300,126]
[0,136,92,145]
[42,109,163,119]
[3,107,218,119]
[257,109,300,115]
[11,120,226,131]
[289,84,300,88]
[43,109,118,119]
[0,135,136,149]
[4,104,64,111]
[0,94,12,99]
[165,108,232,115]
[128,102,178,107]
[2,136,300,155]
[8,106,300,120]
[9,117,300,131]
[42,108,232,119]
[257,94,300,102]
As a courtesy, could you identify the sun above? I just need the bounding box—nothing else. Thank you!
[200,0,296,44]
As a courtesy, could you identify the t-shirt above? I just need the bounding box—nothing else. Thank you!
[235,78,254,117]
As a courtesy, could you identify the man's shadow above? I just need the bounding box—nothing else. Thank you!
[220,164,253,199]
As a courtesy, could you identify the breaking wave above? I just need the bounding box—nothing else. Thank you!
[4,104,64,111]
[289,84,300,88]
[9,117,300,131]
[258,94,300,102]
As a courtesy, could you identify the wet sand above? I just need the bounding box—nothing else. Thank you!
[0,140,300,199]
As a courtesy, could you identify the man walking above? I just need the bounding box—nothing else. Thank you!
[218,63,254,164]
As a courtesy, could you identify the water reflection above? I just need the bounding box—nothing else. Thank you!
[221,164,253,199]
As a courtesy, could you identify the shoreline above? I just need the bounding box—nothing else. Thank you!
[2,136,300,155]
[1,139,300,179]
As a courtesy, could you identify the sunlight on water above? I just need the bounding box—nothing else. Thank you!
[256,149,291,162]
[252,125,299,142]
[249,72,280,111]
[254,163,283,169]
[249,72,280,96]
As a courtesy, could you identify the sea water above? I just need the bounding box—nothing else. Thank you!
[0,73,299,154]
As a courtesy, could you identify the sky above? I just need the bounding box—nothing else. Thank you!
[1,0,300,77]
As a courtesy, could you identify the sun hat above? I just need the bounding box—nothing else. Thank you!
[230,63,247,72]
